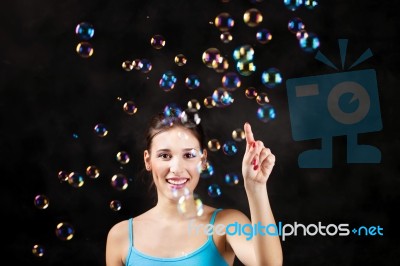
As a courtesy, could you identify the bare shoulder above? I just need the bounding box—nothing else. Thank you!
[107,219,130,241]
[216,208,251,224]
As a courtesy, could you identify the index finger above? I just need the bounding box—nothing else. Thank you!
[244,122,255,145]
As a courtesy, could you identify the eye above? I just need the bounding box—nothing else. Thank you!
[157,153,171,159]
[184,151,197,159]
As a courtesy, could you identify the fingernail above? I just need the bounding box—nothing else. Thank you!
[253,165,259,171]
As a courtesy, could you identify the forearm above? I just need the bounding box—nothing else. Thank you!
[245,183,283,266]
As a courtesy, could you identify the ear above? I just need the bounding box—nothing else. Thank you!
[144,150,151,171]
[201,148,208,168]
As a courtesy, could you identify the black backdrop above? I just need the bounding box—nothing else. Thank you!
[2,0,399,265]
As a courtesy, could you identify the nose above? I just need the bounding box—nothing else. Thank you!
[169,157,184,175]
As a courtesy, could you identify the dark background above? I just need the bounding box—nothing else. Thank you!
[1,0,399,265]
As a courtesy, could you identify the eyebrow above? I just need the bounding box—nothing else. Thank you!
[155,148,200,153]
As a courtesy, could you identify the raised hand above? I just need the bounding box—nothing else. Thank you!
[242,122,275,186]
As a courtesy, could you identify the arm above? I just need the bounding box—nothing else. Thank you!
[227,122,283,266]
[106,222,128,266]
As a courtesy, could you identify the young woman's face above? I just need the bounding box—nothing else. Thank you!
[144,126,206,199]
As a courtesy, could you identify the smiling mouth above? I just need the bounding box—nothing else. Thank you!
[166,178,189,186]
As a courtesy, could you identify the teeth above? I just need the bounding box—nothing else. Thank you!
[167,179,188,185]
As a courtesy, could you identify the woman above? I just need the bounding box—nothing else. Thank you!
[106,113,283,266]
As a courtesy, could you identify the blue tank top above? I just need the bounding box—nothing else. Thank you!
[125,208,229,266]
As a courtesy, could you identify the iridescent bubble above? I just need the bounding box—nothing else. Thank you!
[185,74,201,90]
[222,72,241,91]
[187,99,201,110]
[257,104,276,123]
[75,22,94,40]
[116,151,130,164]
[123,100,138,115]
[139,59,152,73]
[199,160,214,178]
[256,92,270,105]
[202,48,221,68]
[212,57,229,73]
[256,28,272,44]
[220,32,233,43]
[76,42,93,58]
[58,170,69,182]
[203,96,216,109]
[299,32,320,52]
[163,103,183,118]
[34,194,49,210]
[236,60,256,76]
[122,60,133,71]
[207,184,222,198]
[232,128,245,142]
[288,17,305,33]
[159,71,177,92]
[224,172,240,185]
[232,44,254,62]
[180,108,201,128]
[245,87,258,99]
[172,187,191,200]
[284,0,303,11]
[174,54,187,66]
[132,59,141,70]
[212,87,234,107]
[109,200,122,211]
[304,0,318,9]
[214,12,235,32]
[68,172,84,188]
[150,34,166,49]
[72,133,79,139]
[86,165,100,178]
[243,8,263,27]
[207,139,221,152]
[111,174,128,191]
[55,222,74,241]
[296,30,308,40]
[222,140,238,156]
[261,68,283,89]
[32,244,45,257]
[94,123,108,137]
[177,192,204,219]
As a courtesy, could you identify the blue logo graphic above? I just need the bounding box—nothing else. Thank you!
[286,39,382,168]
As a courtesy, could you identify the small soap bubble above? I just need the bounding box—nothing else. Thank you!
[214,12,235,32]
[222,140,238,156]
[257,104,276,123]
[198,160,214,178]
[55,222,74,241]
[212,87,234,107]
[299,32,320,52]
[174,54,187,66]
[109,200,122,211]
[224,172,240,185]
[32,244,45,257]
[236,60,256,76]
[212,57,229,73]
[207,139,221,152]
[187,99,201,111]
[256,92,270,105]
[243,8,263,27]
[284,0,303,11]
[220,32,233,43]
[116,151,130,164]
[172,187,191,199]
[150,34,166,49]
[288,17,305,33]
[75,22,94,40]
[76,42,93,58]
[203,96,217,109]
[202,48,222,68]
[68,172,84,188]
[111,174,128,191]
[72,133,79,139]
[123,101,138,115]
[232,128,245,142]
[177,192,204,219]
[180,108,201,128]
[245,87,258,99]
[159,71,177,92]
[261,68,282,89]
[233,44,254,62]
[222,72,241,91]
[139,59,152,73]
[132,59,142,70]
[296,30,308,40]
[94,123,108,137]
[86,165,100,178]
[207,183,222,198]
[122,60,133,71]
[185,74,201,90]
[58,170,69,182]
[256,28,272,44]
[34,194,49,210]
[304,0,318,9]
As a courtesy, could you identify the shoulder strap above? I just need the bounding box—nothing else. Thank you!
[128,218,134,247]
[209,208,223,225]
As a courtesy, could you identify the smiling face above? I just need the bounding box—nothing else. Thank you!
[144,126,207,200]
